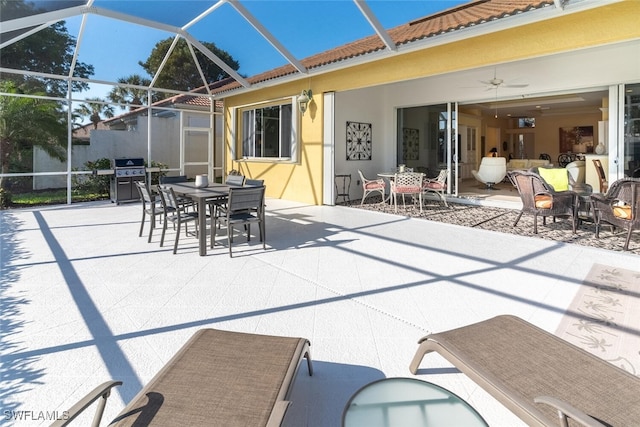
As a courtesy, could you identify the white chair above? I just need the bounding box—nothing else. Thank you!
[357,170,386,205]
[422,169,448,207]
[566,160,586,184]
[472,157,507,189]
[390,172,423,213]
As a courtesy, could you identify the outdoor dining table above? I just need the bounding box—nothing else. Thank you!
[166,182,241,256]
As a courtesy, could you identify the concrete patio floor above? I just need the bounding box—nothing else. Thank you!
[2,198,639,426]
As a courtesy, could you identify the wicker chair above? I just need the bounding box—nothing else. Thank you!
[509,170,578,234]
[591,178,640,251]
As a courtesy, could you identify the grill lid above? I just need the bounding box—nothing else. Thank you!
[112,158,145,168]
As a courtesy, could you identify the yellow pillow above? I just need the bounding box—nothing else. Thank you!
[538,168,569,192]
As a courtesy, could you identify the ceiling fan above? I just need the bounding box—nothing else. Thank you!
[480,75,529,90]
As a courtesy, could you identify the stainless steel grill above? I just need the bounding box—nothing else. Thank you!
[111,158,146,204]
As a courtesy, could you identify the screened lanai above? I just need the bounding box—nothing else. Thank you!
[1,0,476,203]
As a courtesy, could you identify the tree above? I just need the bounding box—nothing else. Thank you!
[0,1,94,97]
[107,75,157,109]
[74,98,115,129]
[0,81,67,189]
[138,38,240,94]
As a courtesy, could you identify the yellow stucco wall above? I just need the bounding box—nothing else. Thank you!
[223,2,639,205]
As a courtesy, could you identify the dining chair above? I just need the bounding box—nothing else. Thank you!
[214,186,266,257]
[390,172,423,213]
[245,178,264,186]
[422,169,448,207]
[592,159,609,193]
[207,174,246,227]
[158,185,203,254]
[357,170,386,205]
[134,181,163,243]
[159,175,195,210]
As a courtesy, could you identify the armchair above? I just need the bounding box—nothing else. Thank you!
[509,170,578,234]
[591,178,640,251]
[472,157,507,189]
[357,170,386,205]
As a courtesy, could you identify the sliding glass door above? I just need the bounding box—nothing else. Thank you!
[397,102,458,195]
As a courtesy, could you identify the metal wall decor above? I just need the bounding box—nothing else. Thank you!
[346,121,372,160]
[402,128,419,160]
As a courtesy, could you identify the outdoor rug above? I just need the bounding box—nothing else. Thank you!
[351,197,640,255]
[556,263,640,376]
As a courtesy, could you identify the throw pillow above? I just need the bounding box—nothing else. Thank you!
[539,168,569,192]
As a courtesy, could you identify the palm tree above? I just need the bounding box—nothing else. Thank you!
[0,81,67,189]
[74,97,115,129]
[107,75,156,110]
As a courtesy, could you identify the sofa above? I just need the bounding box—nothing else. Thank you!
[507,158,551,171]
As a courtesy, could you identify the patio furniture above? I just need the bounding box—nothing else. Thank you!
[557,153,575,168]
[358,170,386,205]
[168,182,233,256]
[158,185,203,254]
[214,186,266,257]
[335,173,351,205]
[390,172,423,213]
[225,174,246,186]
[134,181,163,243]
[342,378,488,427]
[592,159,609,193]
[409,315,640,427]
[509,170,578,234]
[565,160,586,185]
[422,169,448,207]
[471,157,506,189]
[159,175,194,210]
[208,175,247,229]
[591,178,640,251]
[245,178,265,186]
[52,328,313,427]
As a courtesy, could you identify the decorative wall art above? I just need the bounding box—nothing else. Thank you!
[559,126,594,153]
[346,121,372,160]
[402,128,419,160]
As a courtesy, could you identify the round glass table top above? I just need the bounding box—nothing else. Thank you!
[342,377,488,427]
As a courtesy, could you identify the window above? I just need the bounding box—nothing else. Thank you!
[241,101,295,160]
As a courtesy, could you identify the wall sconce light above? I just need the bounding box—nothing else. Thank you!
[297,89,312,115]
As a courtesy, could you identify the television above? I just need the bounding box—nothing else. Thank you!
[518,117,535,128]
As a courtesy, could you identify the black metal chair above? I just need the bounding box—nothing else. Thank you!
[158,185,203,254]
[244,178,264,186]
[509,170,578,234]
[214,186,266,257]
[134,181,163,243]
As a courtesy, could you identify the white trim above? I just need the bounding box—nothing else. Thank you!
[323,92,336,205]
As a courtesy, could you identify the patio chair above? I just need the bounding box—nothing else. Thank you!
[134,181,163,243]
[591,178,640,251]
[52,328,313,427]
[214,186,266,257]
[592,159,609,193]
[509,170,578,234]
[357,170,386,205]
[422,169,448,207]
[208,174,247,227]
[390,172,423,213]
[159,175,195,210]
[245,178,265,186]
[409,315,640,427]
[158,185,203,254]
[471,157,507,189]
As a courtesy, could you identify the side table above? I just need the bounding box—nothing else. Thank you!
[342,377,488,427]
[335,173,351,205]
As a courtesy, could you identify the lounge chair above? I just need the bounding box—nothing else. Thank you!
[409,315,640,427]
[53,328,313,427]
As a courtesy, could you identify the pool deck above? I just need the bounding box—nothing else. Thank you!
[1,198,638,426]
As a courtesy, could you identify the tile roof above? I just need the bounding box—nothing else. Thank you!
[210,0,554,95]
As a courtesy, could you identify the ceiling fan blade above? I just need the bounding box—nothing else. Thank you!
[504,83,529,88]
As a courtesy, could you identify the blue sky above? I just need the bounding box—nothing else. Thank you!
[60,1,467,101]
